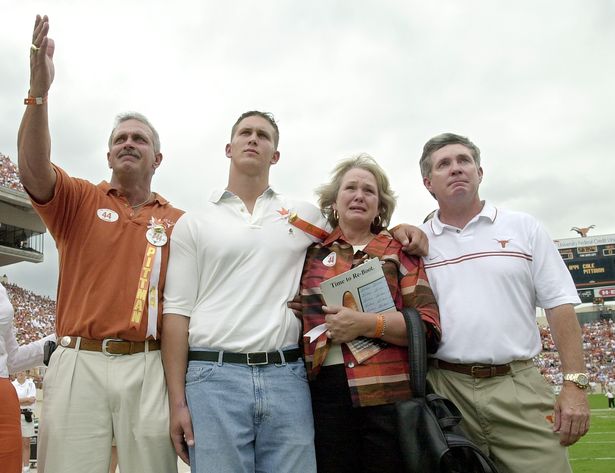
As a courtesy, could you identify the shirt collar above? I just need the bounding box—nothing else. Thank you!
[323,226,391,248]
[430,200,497,235]
[208,186,277,204]
[98,181,168,205]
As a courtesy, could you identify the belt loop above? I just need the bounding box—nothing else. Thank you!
[217,351,224,366]
[145,340,149,354]
[75,336,82,351]
[277,348,287,365]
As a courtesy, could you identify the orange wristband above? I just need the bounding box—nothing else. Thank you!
[373,314,386,338]
[24,95,48,105]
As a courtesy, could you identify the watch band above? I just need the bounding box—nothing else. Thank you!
[563,372,589,389]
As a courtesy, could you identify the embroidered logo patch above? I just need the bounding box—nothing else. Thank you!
[494,238,512,248]
[96,208,119,222]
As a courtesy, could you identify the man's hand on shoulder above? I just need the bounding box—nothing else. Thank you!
[391,224,428,256]
[553,383,590,446]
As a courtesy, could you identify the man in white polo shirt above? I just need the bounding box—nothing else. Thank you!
[418,133,589,473]
[163,111,322,473]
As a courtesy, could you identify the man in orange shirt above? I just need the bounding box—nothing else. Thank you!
[18,15,182,473]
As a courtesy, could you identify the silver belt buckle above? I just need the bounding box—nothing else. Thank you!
[102,338,124,356]
[247,352,268,365]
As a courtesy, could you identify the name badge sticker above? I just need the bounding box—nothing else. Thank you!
[97,208,119,222]
[323,252,336,267]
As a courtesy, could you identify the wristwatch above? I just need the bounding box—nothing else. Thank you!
[563,373,589,389]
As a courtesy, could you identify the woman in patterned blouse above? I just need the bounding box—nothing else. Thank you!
[299,154,441,473]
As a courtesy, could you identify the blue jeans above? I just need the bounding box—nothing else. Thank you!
[185,348,317,473]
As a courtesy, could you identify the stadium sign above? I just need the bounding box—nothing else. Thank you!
[554,233,615,302]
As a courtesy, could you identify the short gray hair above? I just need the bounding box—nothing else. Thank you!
[108,112,161,153]
[316,153,397,233]
[419,133,481,178]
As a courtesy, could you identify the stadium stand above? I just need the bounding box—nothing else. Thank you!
[535,319,615,392]
[4,283,56,345]
[0,152,25,192]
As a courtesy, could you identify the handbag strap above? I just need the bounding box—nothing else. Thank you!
[401,307,427,398]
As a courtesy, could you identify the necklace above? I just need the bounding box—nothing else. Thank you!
[131,193,153,209]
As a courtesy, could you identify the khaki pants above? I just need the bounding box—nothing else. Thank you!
[38,345,177,473]
[427,360,571,473]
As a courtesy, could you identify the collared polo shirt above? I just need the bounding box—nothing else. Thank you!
[163,187,326,352]
[420,201,579,364]
[30,165,184,341]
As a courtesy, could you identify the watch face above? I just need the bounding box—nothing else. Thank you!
[566,373,589,386]
[577,374,589,385]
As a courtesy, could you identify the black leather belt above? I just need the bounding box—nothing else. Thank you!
[430,359,511,378]
[188,349,302,365]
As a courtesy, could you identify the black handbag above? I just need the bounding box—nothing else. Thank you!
[396,308,500,473]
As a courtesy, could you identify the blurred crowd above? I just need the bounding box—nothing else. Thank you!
[0,153,25,192]
[4,282,56,345]
[535,319,615,391]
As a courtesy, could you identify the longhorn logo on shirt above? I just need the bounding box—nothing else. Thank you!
[494,239,511,248]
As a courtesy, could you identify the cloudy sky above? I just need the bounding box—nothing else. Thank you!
[1,0,614,298]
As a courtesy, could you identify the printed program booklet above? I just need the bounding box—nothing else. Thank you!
[319,257,395,363]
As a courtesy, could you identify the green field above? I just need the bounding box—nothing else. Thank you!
[569,394,615,473]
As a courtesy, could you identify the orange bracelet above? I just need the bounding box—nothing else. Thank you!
[373,314,386,338]
[24,95,48,105]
